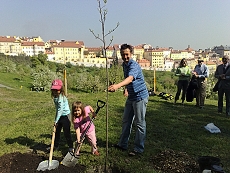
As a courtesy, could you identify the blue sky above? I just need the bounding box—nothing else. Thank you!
[1,0,230,50]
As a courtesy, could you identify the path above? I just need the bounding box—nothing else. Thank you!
[0,83,13,89]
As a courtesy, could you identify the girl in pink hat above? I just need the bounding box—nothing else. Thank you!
[48,79,73,152]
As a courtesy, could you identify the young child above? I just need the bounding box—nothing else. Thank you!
[49,79,73,152]
[71,101,99,156]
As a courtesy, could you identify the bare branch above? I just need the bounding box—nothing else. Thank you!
[104,22,120,37]
[105,37,114,49]
[89,29,104,42]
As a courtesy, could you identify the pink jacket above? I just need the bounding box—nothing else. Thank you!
[73,106,95,134]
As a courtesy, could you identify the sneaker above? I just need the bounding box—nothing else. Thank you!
[128,150,142,157]
[46,146,59,152]
[68,148,74,153]
[113,144,127,151]
[93,150,100,156]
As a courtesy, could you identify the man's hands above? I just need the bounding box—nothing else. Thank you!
[192,71,198,78]
[123,89,128,97]
[108,84,120,92]
[220,74,226,79]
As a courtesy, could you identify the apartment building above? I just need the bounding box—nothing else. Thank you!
[212,45,230,58]
[49,40,85,64]
[137,59,150,69]
[134,45,145,60]
[170,50,194,60]
[164,59,174,71]
[21,42,45,56]
[0,36,21,56]
[144,49,164,68]
[84,47,102,59]
[206,61,216,73]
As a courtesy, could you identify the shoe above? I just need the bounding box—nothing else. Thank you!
[46,146,59,152]
[199,106,204,109]
[113,144,127,151]
[128,150,142,157]
[68,148,74,153]
[93,150,100,156]
[74,154,80,158]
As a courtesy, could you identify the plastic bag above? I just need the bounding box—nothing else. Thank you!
[204,123,221,133]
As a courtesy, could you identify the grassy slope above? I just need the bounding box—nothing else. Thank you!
[0,72,230,172]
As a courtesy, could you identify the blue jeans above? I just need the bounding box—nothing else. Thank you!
[118,98,148,153]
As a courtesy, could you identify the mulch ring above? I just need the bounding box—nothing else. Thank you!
[0,152,86,173]
[150,149,200,173]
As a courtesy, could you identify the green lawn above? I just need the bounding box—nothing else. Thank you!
[0,73,229,172]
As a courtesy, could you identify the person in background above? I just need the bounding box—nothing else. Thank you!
[108,43,149,156]
[174,58,191,105]
[71,101,99,156]
[192,58,209,109]
[214,55,230,116]
[48,79,73,152]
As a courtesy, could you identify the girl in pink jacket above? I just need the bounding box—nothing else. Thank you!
[71,101,99,156]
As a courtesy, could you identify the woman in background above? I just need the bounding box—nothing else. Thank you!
[174,58,191,104]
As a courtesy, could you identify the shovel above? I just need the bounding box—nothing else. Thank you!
[37,125,59,171]
[61,100,105,167]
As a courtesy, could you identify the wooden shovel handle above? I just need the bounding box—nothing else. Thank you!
[49,125,56,163]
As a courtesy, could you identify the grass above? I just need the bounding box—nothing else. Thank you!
[0,72,230,172]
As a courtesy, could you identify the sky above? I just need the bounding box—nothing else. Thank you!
[1,0,230,50]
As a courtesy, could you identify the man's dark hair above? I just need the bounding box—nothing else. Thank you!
[223,55,229,60]
[120,44,133,54]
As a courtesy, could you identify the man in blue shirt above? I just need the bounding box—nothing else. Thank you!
[108,44,149,156]
[193,58,209,109]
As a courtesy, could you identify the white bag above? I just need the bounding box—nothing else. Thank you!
[204,123,221,133]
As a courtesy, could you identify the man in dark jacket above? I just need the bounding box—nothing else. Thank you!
[214,55,230,116]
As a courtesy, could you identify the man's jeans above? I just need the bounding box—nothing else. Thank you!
[118,98,148,153]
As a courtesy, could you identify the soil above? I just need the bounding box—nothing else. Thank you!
[0,152,86,173]
[0,150,201,173]
[150,149,200,173]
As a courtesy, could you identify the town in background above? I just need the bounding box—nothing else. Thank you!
[0,35,229,74]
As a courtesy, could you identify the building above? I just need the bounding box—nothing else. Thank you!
[49,40,85,64]
[137,59,150,69]
[0,36,21,56]
[134,45,145,60]
[21,42,45,56]
[144,49,164,68]
[212,45,230,58]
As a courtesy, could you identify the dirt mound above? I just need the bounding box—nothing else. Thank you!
[150,149,200,173]
[0,152,86,173]
[0,150,202,173]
